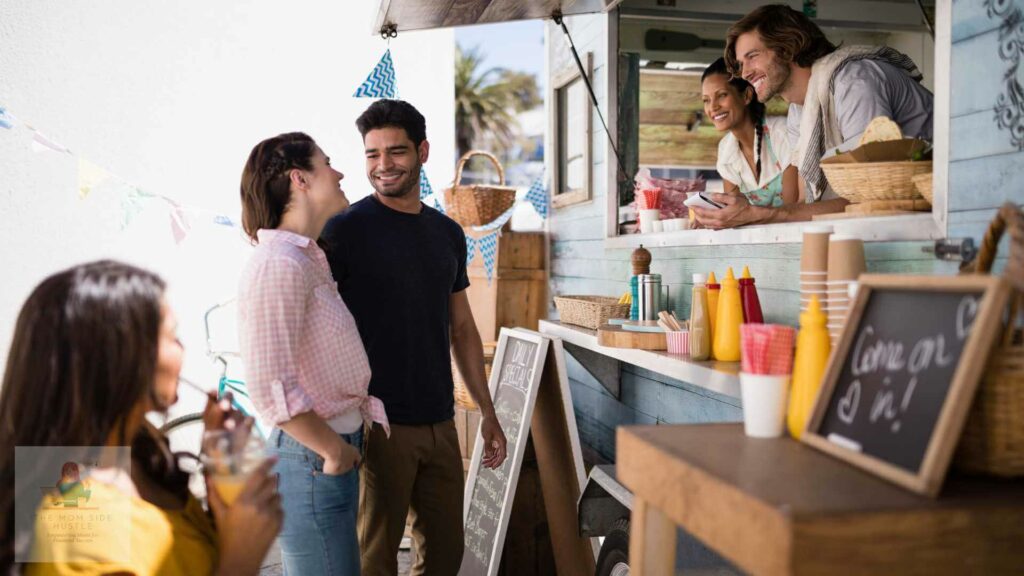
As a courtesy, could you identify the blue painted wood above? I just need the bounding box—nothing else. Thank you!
[950,28,1001,118]
[949,152,1024,211]
[951,0,1004,43]
[951,109,1022,162]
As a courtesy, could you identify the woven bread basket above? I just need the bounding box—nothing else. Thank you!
[452,342,497,411]
[554,295,630,330]
[954,203,1024,477]
[912,172,934,204]
[821,160,932,203]
[443,151,516,227]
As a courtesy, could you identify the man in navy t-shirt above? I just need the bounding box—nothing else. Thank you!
[321,99,507,576]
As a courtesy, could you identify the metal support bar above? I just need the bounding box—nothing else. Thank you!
[563,342,623,399]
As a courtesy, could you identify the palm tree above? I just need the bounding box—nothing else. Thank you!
[455,44,541,159]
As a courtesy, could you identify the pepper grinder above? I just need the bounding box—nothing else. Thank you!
[630,245,651,321]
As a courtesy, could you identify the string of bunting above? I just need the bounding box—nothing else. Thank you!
[0,104,240,244]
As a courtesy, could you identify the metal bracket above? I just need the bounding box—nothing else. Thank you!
[924,238,977,262]
[379,23,398,40]
[563,342,622,399]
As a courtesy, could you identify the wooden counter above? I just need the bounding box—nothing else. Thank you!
[617,423,1024,575]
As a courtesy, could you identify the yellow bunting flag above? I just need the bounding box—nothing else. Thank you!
[77,158,110,199]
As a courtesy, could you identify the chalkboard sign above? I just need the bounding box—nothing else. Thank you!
[804,275,1009,497]
[460,328,595,576]
[461,329,545,576]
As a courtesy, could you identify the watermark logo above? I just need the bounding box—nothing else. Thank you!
[15,447,133,564]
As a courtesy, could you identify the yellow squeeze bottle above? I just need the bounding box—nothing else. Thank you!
[706,271,720,349]
[787,296,831,439]
[688,273,711,360]
[712,267,743,362]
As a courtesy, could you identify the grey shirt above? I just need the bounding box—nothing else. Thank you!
[787,58,934,157]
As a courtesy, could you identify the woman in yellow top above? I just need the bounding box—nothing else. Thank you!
[0,261,282,575]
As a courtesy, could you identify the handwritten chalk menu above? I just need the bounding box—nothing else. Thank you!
[804,275,1009,497]
[461,330,545,576]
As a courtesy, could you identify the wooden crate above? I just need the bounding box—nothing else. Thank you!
[466,231,547,343]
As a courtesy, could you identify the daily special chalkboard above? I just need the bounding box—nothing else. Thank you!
[461,330,545,576]
[804,275,1009,497]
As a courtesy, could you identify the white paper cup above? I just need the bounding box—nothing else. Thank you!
[739,372,791,438]
[663,218,688,232]
[639,209,661,234]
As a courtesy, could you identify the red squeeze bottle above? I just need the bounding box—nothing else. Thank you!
[739,266,764,324]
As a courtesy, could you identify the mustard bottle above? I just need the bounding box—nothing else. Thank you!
[688,273,711,360]
[712,267,743,362]
[788,295,831,439]
[706,271,721,351]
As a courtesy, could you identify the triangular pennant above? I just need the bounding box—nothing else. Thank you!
[434,197,445,214]
[166,199,192,245]
[479,231,499,284]
[525,174,549,219]
[78,158,110,199]
[0,107,15,130]
[419,167,433,200]
[119,186,149,231]
[29,128,71,154]
[353,49,397,99]
[466,235,477,267]
[213,215,237,228]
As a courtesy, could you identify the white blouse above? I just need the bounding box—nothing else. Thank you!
[715,115,792,194]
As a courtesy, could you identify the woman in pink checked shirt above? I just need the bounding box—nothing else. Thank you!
[237,132,389,576]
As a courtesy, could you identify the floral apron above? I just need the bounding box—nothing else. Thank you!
[740,128,786,208]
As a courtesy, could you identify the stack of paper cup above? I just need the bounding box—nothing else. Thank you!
[825,234,866,344]
[800,226,833,313]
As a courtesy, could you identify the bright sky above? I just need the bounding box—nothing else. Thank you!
[455,20,546,90]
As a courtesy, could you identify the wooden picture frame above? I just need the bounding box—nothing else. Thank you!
[549,52,593,209]
[802,274,1010,497]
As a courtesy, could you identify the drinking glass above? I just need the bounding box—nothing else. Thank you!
[201,425,265,505]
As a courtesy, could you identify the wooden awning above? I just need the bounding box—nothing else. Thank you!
[373,0,625,35]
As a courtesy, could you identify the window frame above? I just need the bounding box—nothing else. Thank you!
[550,51,594,209]
[602,1,951,248]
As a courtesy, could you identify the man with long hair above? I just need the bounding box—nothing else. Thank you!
[694,4,933,228]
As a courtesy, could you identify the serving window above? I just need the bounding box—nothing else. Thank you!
[604,0,948,248]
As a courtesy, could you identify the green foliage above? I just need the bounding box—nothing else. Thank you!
[455,44,542,158]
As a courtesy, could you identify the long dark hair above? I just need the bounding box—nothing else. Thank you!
[702,57,767,181]
[240,132,317,242]
[0,261,171,571]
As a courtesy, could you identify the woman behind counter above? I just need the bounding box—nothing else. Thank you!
[701,57,798,208]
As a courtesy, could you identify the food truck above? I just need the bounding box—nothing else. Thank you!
[377,1,1022,574]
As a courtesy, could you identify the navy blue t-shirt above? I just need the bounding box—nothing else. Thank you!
[321,195,469,425]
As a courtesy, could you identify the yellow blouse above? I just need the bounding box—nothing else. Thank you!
[27,479,218,576]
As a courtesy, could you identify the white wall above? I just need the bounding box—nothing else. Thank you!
[0,1,454,418]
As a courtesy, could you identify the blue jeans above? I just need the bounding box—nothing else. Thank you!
[268,427,363,576]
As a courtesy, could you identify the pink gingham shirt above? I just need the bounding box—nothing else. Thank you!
[237,229,389,435]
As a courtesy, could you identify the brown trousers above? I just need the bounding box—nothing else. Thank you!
[359,420,464,576]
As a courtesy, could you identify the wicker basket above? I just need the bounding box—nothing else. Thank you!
[554,295,630,330]
[954,203,1024,477]
[912,172,934,204]
[820,160,932,203]
[443,151,516,227]
[453,342,497,411]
